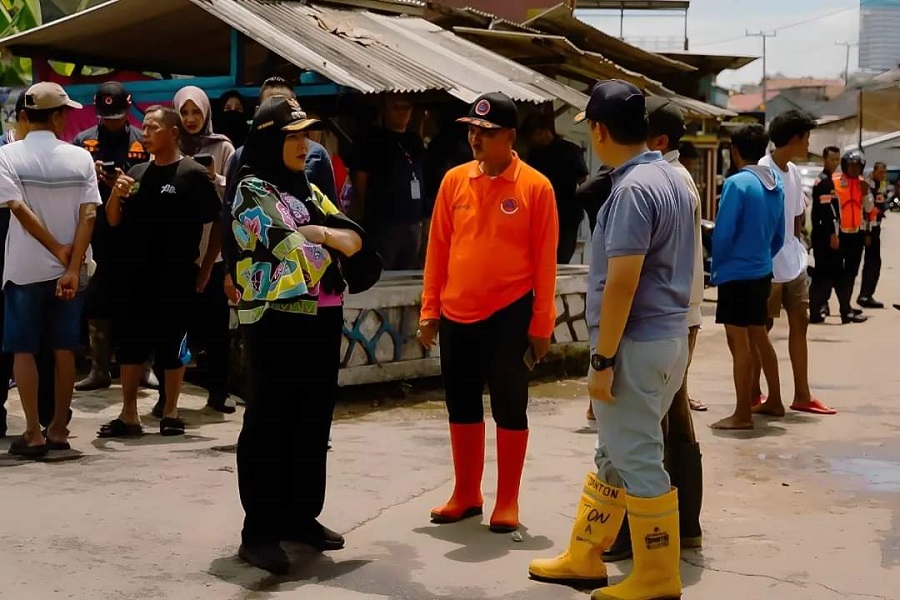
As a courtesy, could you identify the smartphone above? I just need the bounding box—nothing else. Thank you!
[193,153,214,168]
[523,346,537,371]
[101,161,117,177]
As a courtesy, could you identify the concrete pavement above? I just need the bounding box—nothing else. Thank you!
[3,227,900,599]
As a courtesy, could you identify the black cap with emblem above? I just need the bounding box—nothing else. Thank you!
[94,81,131,119]
[250,96,321,135]
[457,92,518,130]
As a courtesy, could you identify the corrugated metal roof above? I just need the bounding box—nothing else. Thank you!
[190,0,588,107]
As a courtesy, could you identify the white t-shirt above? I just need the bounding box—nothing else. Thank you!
[665,150,704,328]
[0,131,102,287]
[759,154,808,283]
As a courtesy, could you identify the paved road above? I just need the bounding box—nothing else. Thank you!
[2,225,900,599]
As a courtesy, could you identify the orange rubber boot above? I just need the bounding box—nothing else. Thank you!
[489,427,529,532]
[430,422,485,523]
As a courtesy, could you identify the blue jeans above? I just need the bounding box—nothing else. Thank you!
[593,336,689,498]
[2,280,85,354]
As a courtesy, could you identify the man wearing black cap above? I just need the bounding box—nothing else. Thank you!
[601,95,706,564]
[420,92,558,534]
[73,81,152,392]
[529,80,693,600]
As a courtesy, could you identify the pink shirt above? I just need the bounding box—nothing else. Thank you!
[318,290,344,308]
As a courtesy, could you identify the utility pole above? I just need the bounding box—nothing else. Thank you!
[836,41,858,86]
[747,30,776,119]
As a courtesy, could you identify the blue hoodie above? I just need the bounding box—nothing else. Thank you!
[711,166,786,285]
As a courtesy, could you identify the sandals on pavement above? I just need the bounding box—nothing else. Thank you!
[790,399,837,415]
[9,437,48,458]
[42,428,71,451]
[160,417,185,436]
[688,398,708,412]
[97,419,143,439]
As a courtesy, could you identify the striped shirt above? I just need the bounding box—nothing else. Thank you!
[0,130,101,286]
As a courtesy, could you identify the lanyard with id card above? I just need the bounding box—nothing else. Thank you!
[398,141,421,201]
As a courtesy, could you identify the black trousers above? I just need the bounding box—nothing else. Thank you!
[838,231,865,315]
[439,293,532,431]
[860,227,882,299]
[237,306,343,545]
[190,263,230,400]
[0,287,57,433]
[810,246,846,317]
[557,219,581,265]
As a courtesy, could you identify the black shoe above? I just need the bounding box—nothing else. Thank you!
[206,396,236,415]
[850,308,864,317]
[842,313,868,324]
[858,297,884,309]
[283,521,345,551]
[151,398,165,419]
[822,305,831,317]
[601,517,632,562]
[238,543,289,575]
[809,314,825,324]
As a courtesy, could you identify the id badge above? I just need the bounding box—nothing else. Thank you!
[410,179,422,200]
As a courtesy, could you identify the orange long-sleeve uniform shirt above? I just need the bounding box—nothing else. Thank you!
[421,153,559,338]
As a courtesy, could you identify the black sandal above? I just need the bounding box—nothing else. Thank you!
[97,419,143,439]
[9,437,48,458]
[42,428,71,451]
[160,417,185,436]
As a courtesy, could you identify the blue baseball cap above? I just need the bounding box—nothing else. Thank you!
[574,79,646,125]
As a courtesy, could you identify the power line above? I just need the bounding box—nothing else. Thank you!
[692,6,857,48]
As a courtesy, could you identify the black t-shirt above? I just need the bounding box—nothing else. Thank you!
[118,159,220,299]
[350,128,426,225]
[811,171,839,248]
[527,137,589,227]
[576,166,614,234]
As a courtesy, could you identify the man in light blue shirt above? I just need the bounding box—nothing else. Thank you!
[529,81,693,600]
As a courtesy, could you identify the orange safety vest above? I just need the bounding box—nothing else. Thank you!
[831,173,873,232]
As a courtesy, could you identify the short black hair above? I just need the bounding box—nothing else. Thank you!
[823,146,840,158]
[768,110,816,148]
[23,106,64,124]
[731,123,769,163]
[592,116,648,146]
[522,113,555,136]
[144,105,181,130]
[258,77,295,104]
[14,90,27,116]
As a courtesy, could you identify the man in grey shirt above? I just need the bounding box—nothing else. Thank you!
[529,81,693,600]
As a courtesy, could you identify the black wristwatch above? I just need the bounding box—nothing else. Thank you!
[591,353,616,372]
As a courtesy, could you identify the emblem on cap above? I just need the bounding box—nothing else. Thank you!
[500,197,519,215]
[104,96,113,105]
[475,99,491,116]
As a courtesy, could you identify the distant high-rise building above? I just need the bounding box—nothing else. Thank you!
[859,0,900,72]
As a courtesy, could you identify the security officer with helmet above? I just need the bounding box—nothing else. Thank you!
[73,82,154,391]
[810,150,871,324]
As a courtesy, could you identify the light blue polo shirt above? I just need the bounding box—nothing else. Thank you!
[586,150,694,346]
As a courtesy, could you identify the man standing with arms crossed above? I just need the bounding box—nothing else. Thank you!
[529,80,693,600]
[0,83,99,457]
[419,92,558,534]
[753,110,837,416]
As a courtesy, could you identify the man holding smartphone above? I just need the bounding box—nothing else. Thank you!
[73,81,151,392]
[419,92,558,534]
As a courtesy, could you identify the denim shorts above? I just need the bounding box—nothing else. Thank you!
[2,280,85,354]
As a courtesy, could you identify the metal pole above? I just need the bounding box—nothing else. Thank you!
[858,87,864,148]
[835,41,858,86]
[746,31,776,118]
[683,7,689,51]
[620,5,625,40]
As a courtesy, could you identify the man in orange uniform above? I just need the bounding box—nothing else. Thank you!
[418,92,558,533]
[833,151,873,322]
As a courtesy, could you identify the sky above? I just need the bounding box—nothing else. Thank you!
[576,0,860,88]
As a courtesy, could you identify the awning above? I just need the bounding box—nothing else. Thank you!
[193,0,588,107]
[523,3,696,77]
[453,27,733,120]
[0,0,587,109]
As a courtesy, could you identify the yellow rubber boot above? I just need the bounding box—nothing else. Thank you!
[591,488,682,600]
[528,472,626,587]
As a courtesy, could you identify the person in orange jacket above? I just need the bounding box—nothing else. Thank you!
[418,92,559,533]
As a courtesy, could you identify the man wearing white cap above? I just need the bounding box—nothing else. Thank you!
[0,82,100,458]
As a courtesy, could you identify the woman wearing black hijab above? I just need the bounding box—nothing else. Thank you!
[225,97,364,574]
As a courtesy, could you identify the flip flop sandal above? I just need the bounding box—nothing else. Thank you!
[9,437,48,458]
[42,428,71,451]
[97,419,144,439]
[790,400,837,415]
[160,417,185,437]
[688,398,708,411]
